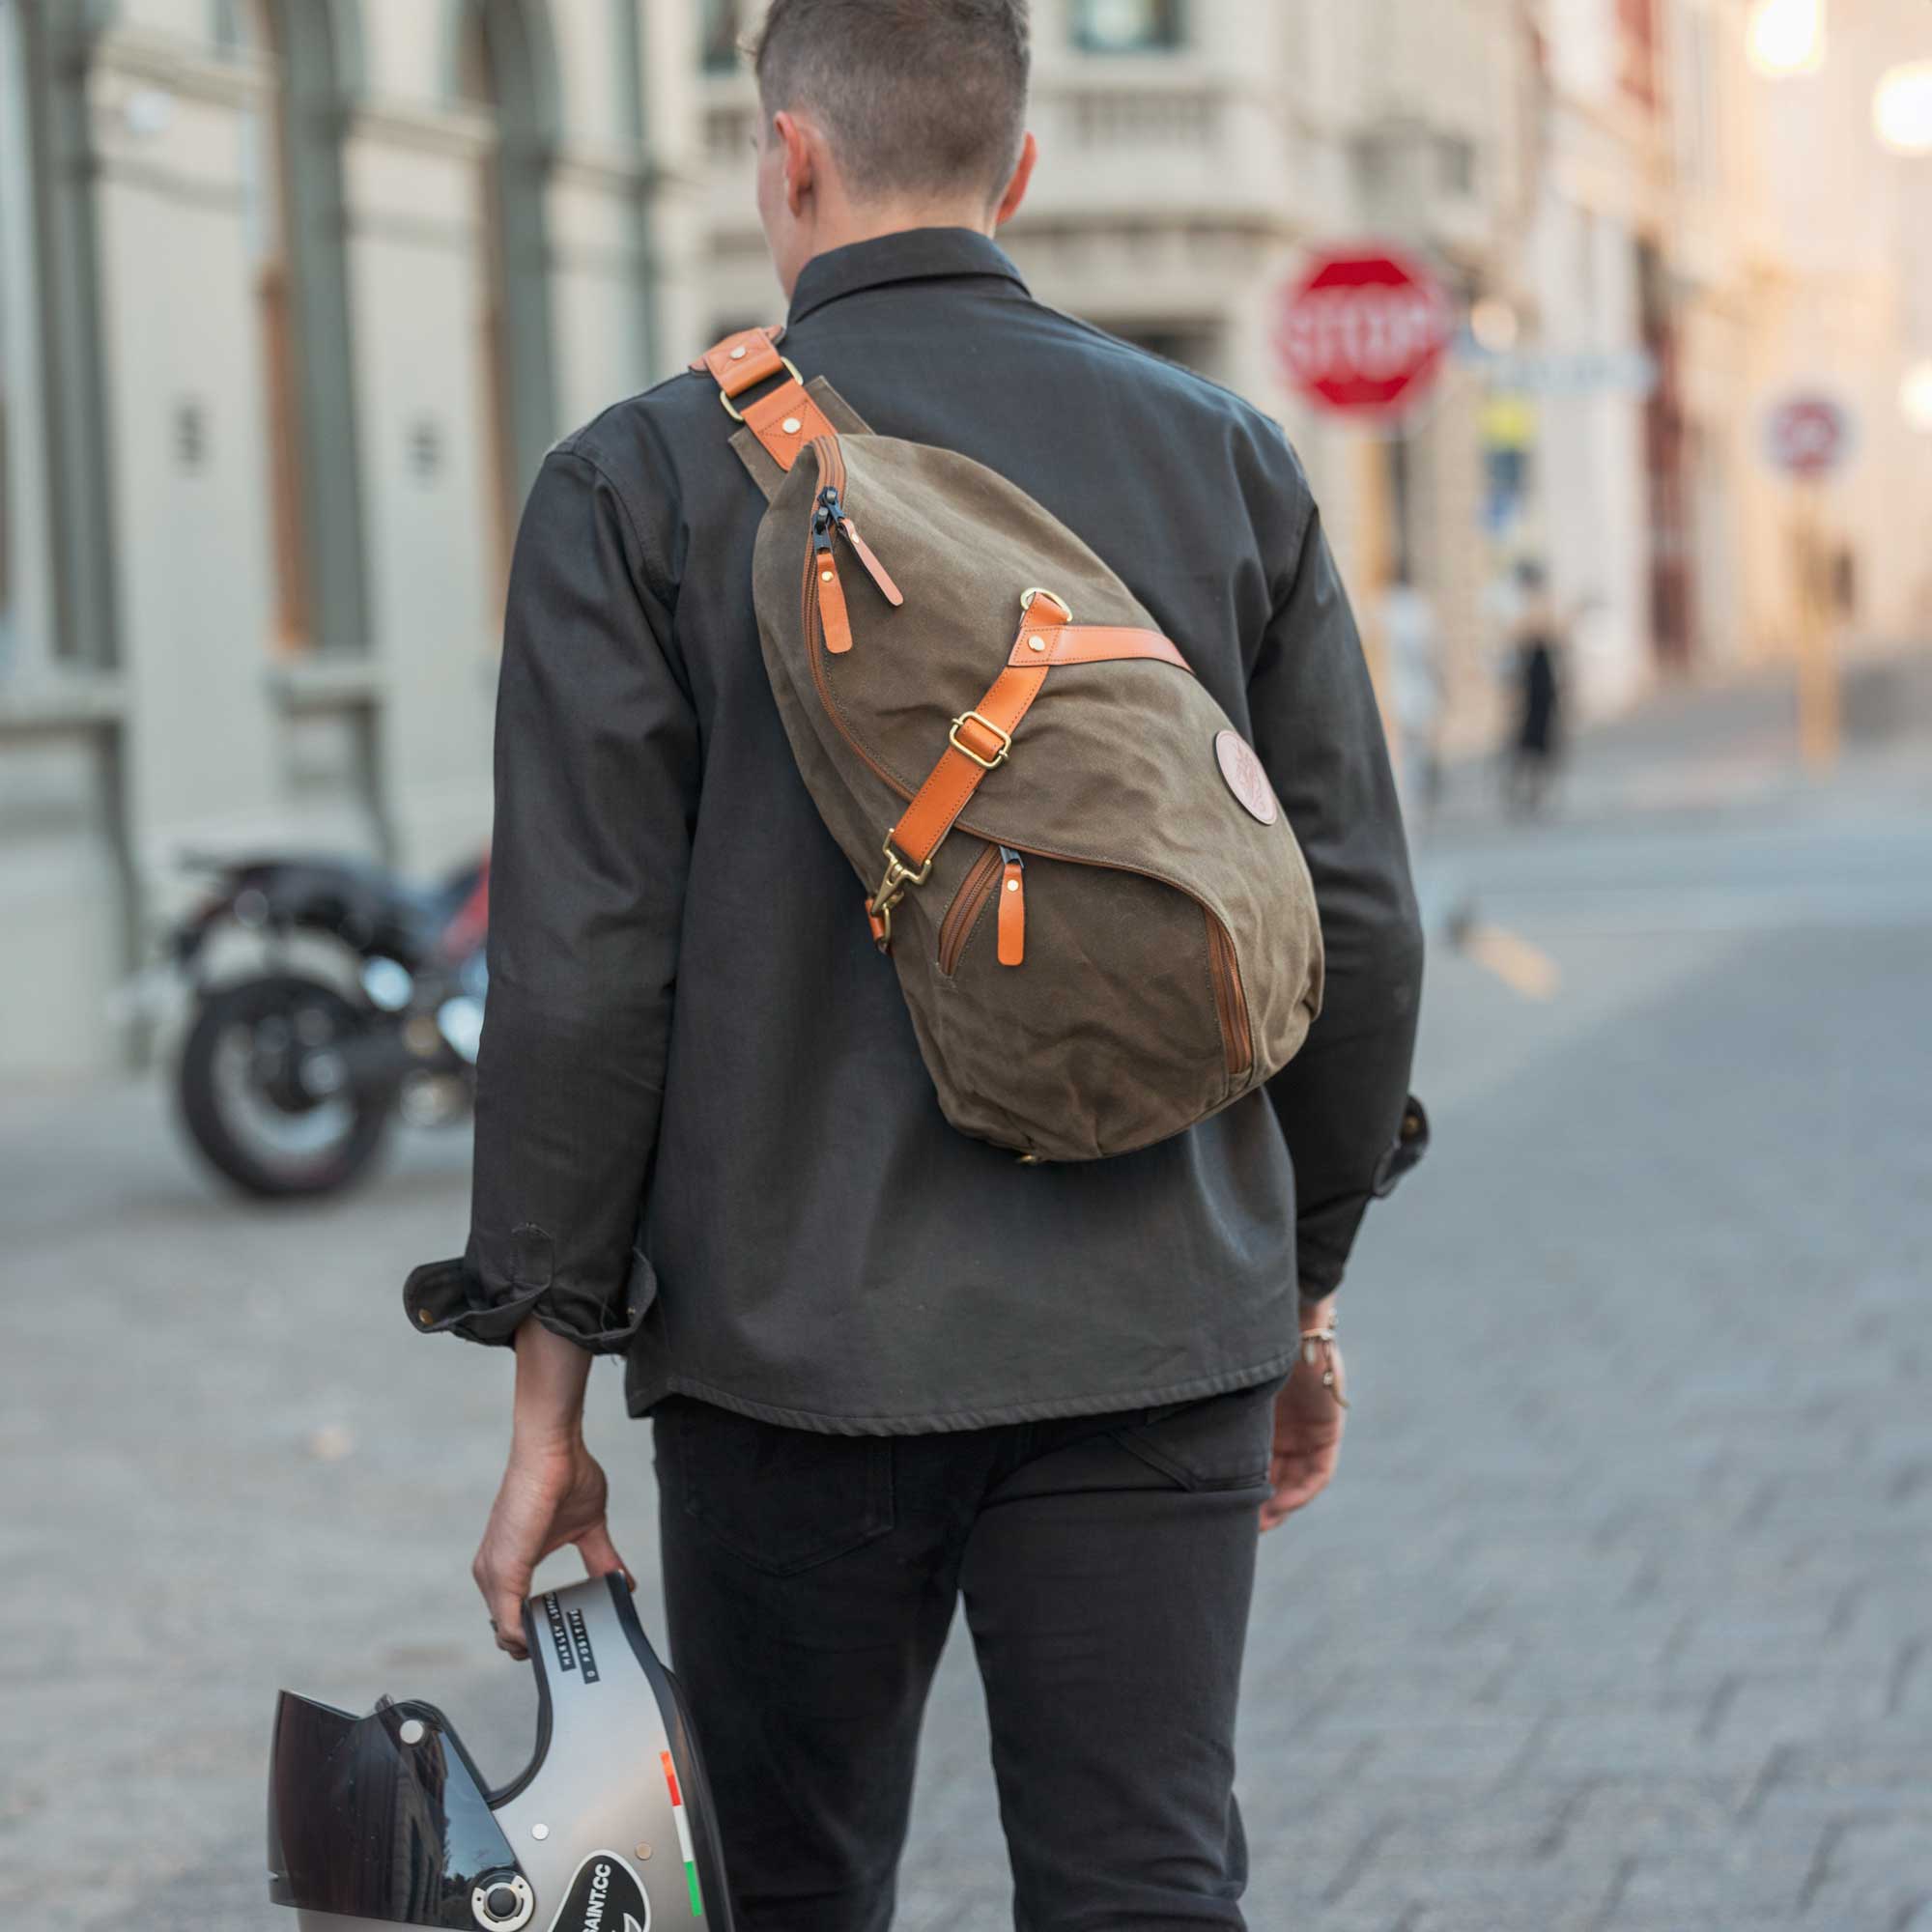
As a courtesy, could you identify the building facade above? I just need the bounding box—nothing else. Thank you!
[2,0,1927,1079]
[0,0,710,1076]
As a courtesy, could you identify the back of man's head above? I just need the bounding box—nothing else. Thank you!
[753,0,1032,209]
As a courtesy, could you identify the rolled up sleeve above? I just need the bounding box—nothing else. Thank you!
[1247,485,1427,1300]
[403,446,696,1353]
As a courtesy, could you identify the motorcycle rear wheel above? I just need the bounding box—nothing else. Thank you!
[178,976,393,1199]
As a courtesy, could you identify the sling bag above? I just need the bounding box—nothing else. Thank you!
[694,325,1324,1162]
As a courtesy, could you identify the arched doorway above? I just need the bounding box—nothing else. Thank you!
[452,0,559,591]
[228,0,369,654]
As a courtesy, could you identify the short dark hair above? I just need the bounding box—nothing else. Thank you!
[752,0,1031,206]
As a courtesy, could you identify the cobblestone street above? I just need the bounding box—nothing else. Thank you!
[6,669,1931,1931]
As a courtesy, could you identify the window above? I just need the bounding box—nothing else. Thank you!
[457,1,560,604]
[461,14,519,588]
[1073,0,1184,54]
[0,0,33,670]
[238,2,313,650]
[225,0,368,655]
[701,0,744,73]
[0,309,14,674]
[0,170,12,656]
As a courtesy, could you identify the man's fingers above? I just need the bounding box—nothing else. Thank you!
[1259,1450,1338,1530]
[575,1521,630,1583]
[487,1594,529,1658]
[474,1554,531,1660]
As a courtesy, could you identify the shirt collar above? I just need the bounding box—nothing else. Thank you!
[786,227,1029,327]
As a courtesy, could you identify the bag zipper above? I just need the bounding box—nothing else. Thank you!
[937,843,1004,974]
[1205,911,1254,1082]
[811,502,855,654]
[806,438,901,658]
[936,845,1028,975]
[996,847,1026,967]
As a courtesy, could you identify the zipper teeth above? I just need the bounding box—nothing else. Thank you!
[937,843,1004,974]
[1206,913,1253,1081]
[800,440,903,797]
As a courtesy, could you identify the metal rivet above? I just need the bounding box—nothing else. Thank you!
[1007,879,1020,892]
[781,416,802,435]
[530,1823,550,1841]
[1028,638,1047,652]
[398,1719,426,1746]
[636,1843,652,1861]
[820,569,834,582]
[728,344,747,359]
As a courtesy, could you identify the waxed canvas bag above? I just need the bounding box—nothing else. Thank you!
[693,326,1324,1162]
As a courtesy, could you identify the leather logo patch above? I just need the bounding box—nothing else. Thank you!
[1214,730,1278,825]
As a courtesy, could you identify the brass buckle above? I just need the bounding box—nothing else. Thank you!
[1019,586,1071,619]
[949,709,1013,771]
[719,355,804,423]
[868,834,933,947]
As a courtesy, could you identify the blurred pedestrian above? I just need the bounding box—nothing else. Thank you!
[1503,556,1570,817]
[1382,563,1445,815]
[405,3,1425,1927]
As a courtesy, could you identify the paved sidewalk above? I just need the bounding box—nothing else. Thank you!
[4,689,1929,1930]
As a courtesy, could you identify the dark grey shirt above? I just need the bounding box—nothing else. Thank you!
[405,228,1424,1434]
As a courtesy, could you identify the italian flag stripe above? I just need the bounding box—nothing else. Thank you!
[660,1749,702,1916]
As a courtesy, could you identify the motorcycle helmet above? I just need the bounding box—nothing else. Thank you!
[269,1574,734,1930]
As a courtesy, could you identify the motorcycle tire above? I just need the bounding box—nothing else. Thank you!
[177,976,393,1199]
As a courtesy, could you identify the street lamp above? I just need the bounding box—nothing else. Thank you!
[1748,0,1825,77]
[1874,62,1932,156]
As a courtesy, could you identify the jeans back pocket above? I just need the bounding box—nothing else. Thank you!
[1109,1378,1283,1492]
[657,1398,896,1576]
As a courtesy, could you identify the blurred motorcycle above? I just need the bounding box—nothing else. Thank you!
[143,849,488,1198]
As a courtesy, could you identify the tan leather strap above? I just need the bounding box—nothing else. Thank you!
[1007,625,1193,672]
[693,324,834,471]
[887,596,1062,870]
[997,854,1026,966]
[691,325,787,389]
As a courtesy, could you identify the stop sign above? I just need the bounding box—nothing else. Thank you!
[1764,392,1855,480]
[1275,248,1453,416]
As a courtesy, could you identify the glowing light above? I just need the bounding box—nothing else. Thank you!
[1903,362,1932,436]
[1469,298,1520,354]
[1748,0,1825,77]
[1874,62,1932,156]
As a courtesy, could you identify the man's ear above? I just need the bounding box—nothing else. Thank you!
[776,109,815,217]
[991,131,1038,229]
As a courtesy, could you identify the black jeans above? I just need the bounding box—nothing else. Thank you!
[651,1377,1285,1931]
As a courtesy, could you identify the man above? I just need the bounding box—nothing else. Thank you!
[407,2,1424,1925]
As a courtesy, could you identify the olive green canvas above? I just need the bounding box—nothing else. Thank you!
[743,414,1323,1161]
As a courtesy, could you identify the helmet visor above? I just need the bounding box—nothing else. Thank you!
[269,1691,524,1923]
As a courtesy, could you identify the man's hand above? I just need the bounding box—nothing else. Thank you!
[1260,1298,1346,1533]
[473,1321,631,1659]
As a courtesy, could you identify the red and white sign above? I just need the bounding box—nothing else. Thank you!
[1764,392,1855,479]
[1274,247,1454,417]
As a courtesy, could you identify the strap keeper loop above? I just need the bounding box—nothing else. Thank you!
[948,709,1013,771]
[719,355,805,422]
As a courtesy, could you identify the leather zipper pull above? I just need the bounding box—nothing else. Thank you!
[838,520,904,606]
[997,847,1025,967]
[812,508,854,654]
